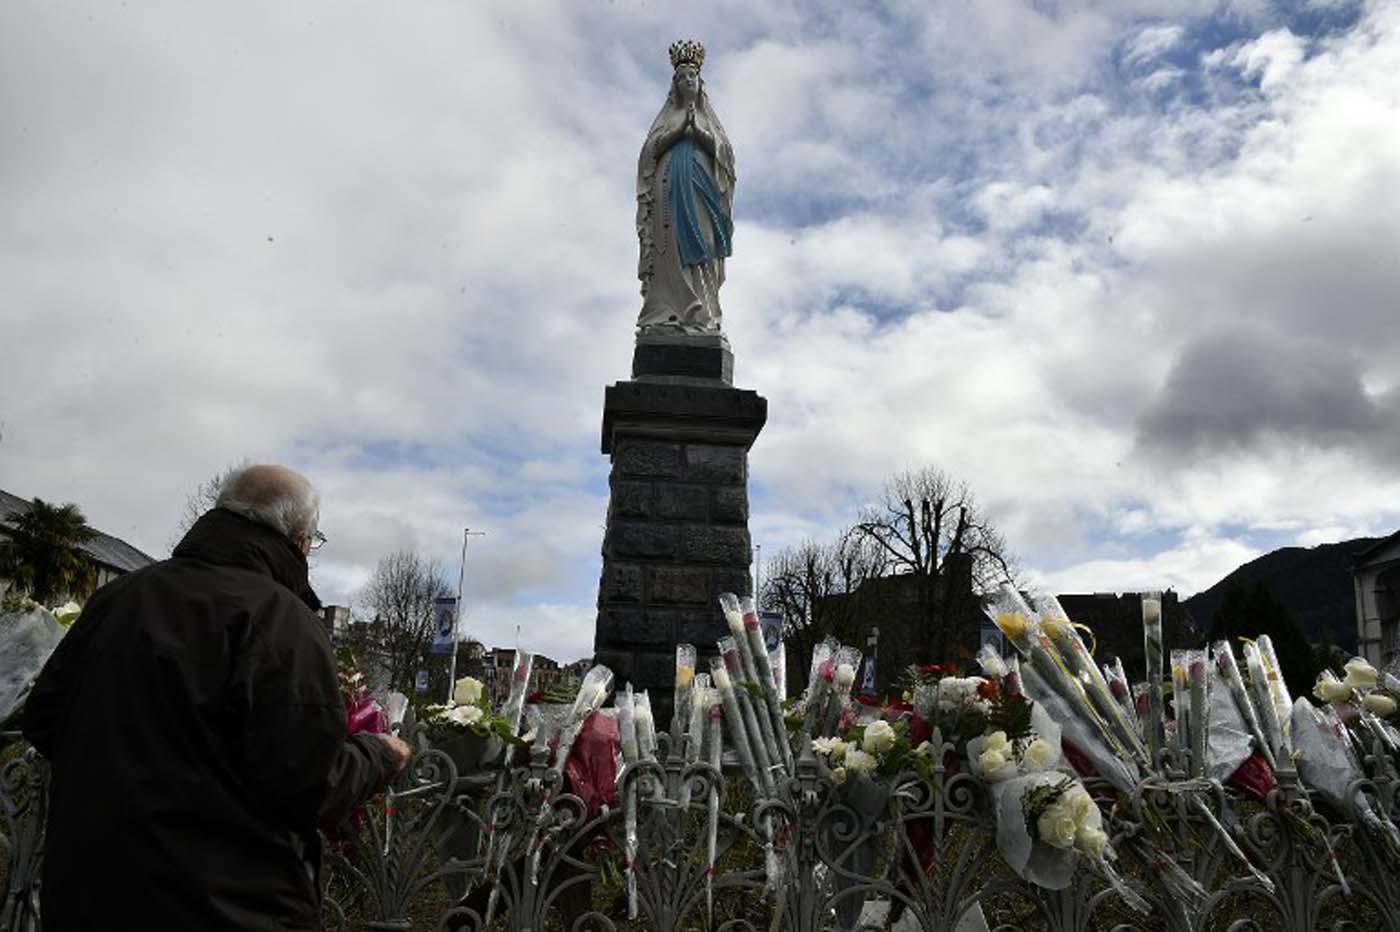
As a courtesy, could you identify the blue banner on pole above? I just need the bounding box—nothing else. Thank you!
[430,597,457,655]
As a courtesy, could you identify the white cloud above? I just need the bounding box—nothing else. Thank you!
[1123,24,1187,68]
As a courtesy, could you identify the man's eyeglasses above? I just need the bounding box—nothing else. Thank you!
[308,530,328,551]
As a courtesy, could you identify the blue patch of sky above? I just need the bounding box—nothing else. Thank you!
[1109,1,1366,111]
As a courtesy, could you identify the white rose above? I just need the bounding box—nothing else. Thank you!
[1076,826,1110,859]
[812,737,846,759]
[448,704,484,727]
[835,663,856,689]
[1313,678,1353,704]
[983,730,1010,754]
[831,766,847,784]
[1037,801,1079,849]
[1344,658,1379,690]
[1022,738,1057,772]
[863,720,897,756]
[844,747,878,774]
[976,748,1010,780]
[453,676,485,707]
[1065,786,1098,828]
[1364,693,1398,717]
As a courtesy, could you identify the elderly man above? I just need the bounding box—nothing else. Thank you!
[23,464,410,930]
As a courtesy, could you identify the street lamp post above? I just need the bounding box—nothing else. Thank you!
[447,528,486,703]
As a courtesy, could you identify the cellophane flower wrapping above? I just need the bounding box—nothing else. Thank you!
[1170,649,1191,764]
[671,642,696,753]
[1213,640,1275,770]
[616,686,639,764]
[1031,592,1146,766]
[1291,697,1400,851]
[710,656,762,793]
[1256,635,1294,752]
[634,690,659,762]
[501,649,534,736]
[737,594,792,772]
[1021,665,1139,795]
[718,635,777,792]
[1186,649,1210,778]
[1204,662,1254,785]
[1141,592,1167,766]
[1243,640,1287,759]
[0,605,65,726]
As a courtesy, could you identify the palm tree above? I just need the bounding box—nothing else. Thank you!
[0,498,97,605]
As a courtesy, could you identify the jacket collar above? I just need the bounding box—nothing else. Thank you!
[172,508,322,611]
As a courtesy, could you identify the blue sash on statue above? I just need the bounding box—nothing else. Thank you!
[666,137,732,267]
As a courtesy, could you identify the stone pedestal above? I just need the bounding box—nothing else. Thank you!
[593,333,765,720]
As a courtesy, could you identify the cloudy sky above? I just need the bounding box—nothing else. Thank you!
[4,0,1398,662]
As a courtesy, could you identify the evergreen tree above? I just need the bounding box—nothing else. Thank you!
[0,499,97,605]
[1207,579,1319,698]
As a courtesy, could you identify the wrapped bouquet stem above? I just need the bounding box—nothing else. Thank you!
[616,688,642,919]
[725,594,795,774]
[1170,650,1191,769]
[991,588,1131,766]
[711,658,764,794]
[704,688,723,927]
[1255,635,1294,754]
[1031,593,1149,767]
[1187,649,1209,779]
[799,641,836,746]
[670,643,697,760]
[679,672,710,811]
[1243,641,1288,760]
[719,636,780,793]
[1213,641,1276,770]
[1102,656,1140,738]
[821,645,862,737]
[1141,593,1168,768]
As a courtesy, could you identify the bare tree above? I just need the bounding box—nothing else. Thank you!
[760,530,885,692]
[356,550,453,693]
[168,464,243,552]
[852,466,1017,661]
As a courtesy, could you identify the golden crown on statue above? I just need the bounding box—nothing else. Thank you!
[668,39,705,71]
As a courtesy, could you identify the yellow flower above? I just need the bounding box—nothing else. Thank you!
[1363,693,1397,717]
[1344,658,1379,690]
[1313,678,1352,704]
[995,612,1029,642]
[675,664,695,689]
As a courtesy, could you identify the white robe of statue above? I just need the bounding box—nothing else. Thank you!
[635,61,735,335]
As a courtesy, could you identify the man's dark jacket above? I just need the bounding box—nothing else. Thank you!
[23,508,398,930]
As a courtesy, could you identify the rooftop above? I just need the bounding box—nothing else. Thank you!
[0,488,156,574]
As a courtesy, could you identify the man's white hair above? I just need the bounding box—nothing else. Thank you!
[215,464,321,541]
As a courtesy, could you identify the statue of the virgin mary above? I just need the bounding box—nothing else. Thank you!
[635,40,736,335]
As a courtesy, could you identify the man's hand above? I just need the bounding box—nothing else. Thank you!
[374,733,412,774]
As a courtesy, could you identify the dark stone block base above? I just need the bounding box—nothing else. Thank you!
[593,373,766,723]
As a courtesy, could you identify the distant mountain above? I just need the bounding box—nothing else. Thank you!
[1183,538,1380,652]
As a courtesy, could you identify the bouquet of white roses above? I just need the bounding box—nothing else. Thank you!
[962,662,1146,911]
[424,675,524,748]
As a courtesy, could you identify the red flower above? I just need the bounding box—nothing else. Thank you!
[976,679,1000,701]
[855,693,883,707]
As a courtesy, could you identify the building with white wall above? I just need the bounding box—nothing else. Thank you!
[1354,531,1400,668]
